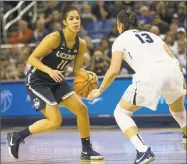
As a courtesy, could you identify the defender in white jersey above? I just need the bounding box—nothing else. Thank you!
[88,10,186,164]
[112,29,185,110]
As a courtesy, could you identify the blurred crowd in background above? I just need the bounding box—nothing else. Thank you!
[1,1,186,80]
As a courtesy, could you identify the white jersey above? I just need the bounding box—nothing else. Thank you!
[112,29,178,72]
[112,30,185,110]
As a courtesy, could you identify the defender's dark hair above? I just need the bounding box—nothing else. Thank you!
[61,3,81,27]
[117,10,150,32]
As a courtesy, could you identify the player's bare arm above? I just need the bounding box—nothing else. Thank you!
[87,51,123,100]
[28,32,64,82]
[28,32,60,73]
[73,38,87,76]
[73,38,96,78]
[99,51,123,92]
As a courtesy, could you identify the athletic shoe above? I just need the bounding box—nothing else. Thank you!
[134,147,155,164]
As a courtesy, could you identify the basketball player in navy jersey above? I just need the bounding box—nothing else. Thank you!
[7,6,103,161]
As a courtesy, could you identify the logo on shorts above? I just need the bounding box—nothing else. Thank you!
[1,90,13,113]
[33,98,40,109]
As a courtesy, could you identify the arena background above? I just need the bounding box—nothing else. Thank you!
[0,1,186,128]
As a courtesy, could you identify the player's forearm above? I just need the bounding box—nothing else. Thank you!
[99,69,118,93]
[28,56,52,74]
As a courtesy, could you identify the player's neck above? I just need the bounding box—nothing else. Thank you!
[63,28,77,42]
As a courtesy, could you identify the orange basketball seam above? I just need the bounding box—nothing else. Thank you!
[87,80,98,89]
[75,74,88,80]
[77,82,90,95]
[76,73,97,89]
[74,72,98,98]
[86,83,93,97]
[73,80,88,85]
[86,73,98,89]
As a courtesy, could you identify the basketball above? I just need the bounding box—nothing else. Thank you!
[73,71,98,98]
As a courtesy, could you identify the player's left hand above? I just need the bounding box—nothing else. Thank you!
[87,89,102,100]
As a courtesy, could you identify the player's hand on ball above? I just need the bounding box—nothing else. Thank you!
[48,69,64,82]
[86,70,96,77]
[86,71,98,82]
[87,89,102,100]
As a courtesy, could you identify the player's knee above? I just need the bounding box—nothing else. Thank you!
[49,121,62,129]
[49,117,63,129]
[76,103,88,116]
[114,104,133,119]
[113,104,136,133]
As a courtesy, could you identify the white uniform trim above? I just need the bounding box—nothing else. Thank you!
[62,91,75,100]
[31,67,36,73]
[28,73,32,84]
[28,86,57,105]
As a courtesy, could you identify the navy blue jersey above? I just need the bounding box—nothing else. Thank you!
[29,30,79,81]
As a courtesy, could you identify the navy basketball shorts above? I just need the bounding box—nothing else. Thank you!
[26,73,74,111]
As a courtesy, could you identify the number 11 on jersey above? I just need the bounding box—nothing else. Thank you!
[57,60,68,70]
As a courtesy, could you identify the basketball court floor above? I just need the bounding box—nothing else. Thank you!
[1,128,186,164]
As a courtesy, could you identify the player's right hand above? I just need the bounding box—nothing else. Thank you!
[86,70,98,82]
[87,89,102,100]
[48,69,64,82]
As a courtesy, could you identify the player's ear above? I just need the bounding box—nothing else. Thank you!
[118,23,124,33]
[121,23,125,32]
[63,20,67,26]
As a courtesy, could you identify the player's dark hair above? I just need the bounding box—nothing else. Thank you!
[117,10,150,32]
[61,3,81,27]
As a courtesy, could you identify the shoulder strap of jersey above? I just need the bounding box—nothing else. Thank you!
[57,30,65,49]
[75,36,80,50]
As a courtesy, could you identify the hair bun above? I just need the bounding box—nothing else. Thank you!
[61,2,73,12]
[129,12,138,26]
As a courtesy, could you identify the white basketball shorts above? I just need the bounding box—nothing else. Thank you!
[122,60,186,111]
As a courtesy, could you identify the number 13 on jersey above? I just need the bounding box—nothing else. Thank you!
[135,33,154,43]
